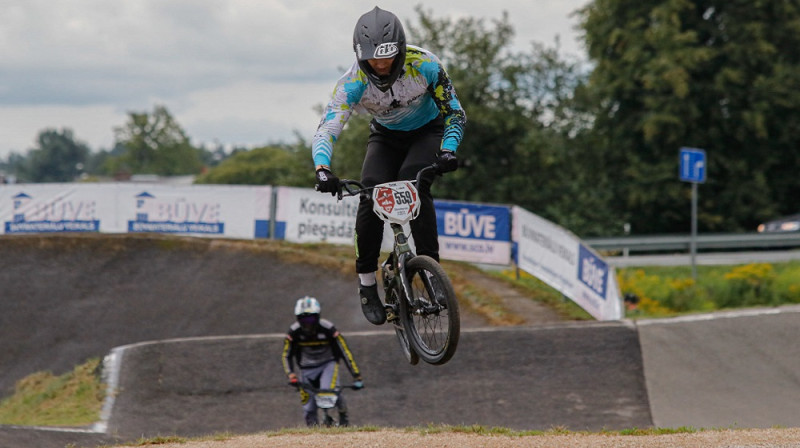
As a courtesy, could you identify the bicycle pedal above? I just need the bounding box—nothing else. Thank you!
[384,305,397,322]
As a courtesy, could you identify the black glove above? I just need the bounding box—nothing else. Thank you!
[436,150,458,173]
[315,168,339,196]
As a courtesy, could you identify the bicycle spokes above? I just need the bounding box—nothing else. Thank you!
[406,262,457,361]
[400,255,461,365]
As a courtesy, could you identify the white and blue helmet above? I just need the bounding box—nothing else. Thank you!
[294,296,321,317]
[295,296,321,331]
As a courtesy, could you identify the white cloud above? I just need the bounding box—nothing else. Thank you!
[0,104,123,153]
[0,0,589,158]
[177,79,333,148]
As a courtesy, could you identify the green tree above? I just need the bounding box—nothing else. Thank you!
[18,128,90,182]
[107,105,204,176]
[408,8,615,234]
[578,0,800,233]
[195,141,314,186]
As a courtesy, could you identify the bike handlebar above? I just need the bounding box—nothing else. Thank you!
[336,163,440,200]
[295,383,364,392]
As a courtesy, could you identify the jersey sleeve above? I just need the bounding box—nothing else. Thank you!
[281,334,295,376]
[312,64,367,167]
[420,54,466,152]
[334,332,361,377]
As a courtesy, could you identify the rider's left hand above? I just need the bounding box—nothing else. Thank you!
[353,376,364,390]
[436,150,458,173]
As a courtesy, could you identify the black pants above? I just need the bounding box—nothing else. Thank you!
[354,117,443,274]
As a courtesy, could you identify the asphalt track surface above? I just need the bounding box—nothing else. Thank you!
[1,234,799,448]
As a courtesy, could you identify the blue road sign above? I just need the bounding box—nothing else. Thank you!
[679,147,706,183]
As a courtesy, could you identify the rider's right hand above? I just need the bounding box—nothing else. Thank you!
[315,168,339,196]
[288,373,299,388]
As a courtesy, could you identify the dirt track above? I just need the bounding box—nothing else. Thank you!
[2,234,800,448]
[0,234,575,448]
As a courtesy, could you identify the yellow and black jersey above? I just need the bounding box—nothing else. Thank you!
[281,318,360,377]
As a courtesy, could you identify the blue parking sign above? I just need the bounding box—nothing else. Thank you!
[679,147,706,183]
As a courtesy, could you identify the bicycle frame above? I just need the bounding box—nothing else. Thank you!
[339,165,437,312]
[335,163,459,365]
[387,225,416,311]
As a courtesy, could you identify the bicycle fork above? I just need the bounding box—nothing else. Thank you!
[383,223,415,322]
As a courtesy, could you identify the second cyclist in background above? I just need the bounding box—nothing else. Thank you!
[281,296,364,427]
[312,6,466,326]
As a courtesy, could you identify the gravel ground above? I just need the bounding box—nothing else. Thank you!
[107,428,800,448]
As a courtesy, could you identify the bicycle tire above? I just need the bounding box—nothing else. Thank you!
[400,255,460,365]
[322,413,335,427]
[386,284,419,365]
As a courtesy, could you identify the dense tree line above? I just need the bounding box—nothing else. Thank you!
[579,0,800,234]
[3,2,799,237]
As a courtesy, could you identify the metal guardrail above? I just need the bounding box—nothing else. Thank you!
[584,232,800,253]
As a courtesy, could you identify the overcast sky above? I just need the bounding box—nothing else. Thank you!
[0,0,589,159]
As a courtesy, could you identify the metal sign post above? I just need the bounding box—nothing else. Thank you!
[679,147,706,281]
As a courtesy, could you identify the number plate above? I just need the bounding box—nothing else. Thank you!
[372,181,421,225]
[315,393,338,409]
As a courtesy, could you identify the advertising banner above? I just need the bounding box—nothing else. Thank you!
[273,187,360,244]
[512,206,622,320]
[436,200,511,265]
[119,184,271,239]
[273,186,411,251]
[0,184,108,234]
[0,183,271,239]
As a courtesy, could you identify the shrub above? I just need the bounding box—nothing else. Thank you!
[718,263,777,308]
[774,265,800,304]
[617,262,800,317]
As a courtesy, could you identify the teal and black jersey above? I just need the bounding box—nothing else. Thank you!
[312,45,466,168]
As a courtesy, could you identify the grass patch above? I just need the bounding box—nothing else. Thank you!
[442,261,527,325]
[0,358,105,426]
[491,268,594,320]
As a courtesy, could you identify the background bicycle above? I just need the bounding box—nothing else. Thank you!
[295,381,361,427]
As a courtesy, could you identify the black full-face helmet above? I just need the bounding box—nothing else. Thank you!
[353,6,407,92]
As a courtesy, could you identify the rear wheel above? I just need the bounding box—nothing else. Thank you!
[400,255,460,365]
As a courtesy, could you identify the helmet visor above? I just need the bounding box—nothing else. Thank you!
[297,314,319,331]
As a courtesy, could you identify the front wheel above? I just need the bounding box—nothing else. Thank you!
[322,413,335,427]
[400,255,460,365]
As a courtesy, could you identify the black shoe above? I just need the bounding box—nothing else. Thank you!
[358,283,387,325]
[339,412,349,427]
